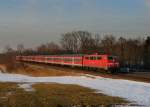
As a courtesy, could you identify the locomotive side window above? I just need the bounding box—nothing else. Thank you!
[93,57,97,60]
[97,56,102,60]
[90,56,96,60]
[90,57,94,60]
[85,56,102,60]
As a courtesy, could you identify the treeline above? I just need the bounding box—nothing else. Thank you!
[3,31,150,70]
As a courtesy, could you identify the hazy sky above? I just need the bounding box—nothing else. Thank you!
[0,0,150,51]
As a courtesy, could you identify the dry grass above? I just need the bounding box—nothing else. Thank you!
[11,63,81,77]
[0,83,128,107]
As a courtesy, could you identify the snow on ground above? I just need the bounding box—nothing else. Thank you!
[0,73,150,106]
[18,83,35,92]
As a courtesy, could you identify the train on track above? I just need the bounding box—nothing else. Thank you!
[16,53,120,73]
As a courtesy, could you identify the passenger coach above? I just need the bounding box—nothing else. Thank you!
[16,53,119,73]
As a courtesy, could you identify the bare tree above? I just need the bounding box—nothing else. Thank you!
[61,32,78,53]
[23,48,36,55]
[75,31,92,52]
[60,31,99,54]
[37,44,48,54]
[17,44,24,55]
[4,45,14,54]
[144,36,150,69]
[101,35,116,54]
[46,42,60,54]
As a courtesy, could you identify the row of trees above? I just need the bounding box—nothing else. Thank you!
[4,31,150,69]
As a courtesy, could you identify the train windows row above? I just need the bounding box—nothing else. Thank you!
[46,57,82,62]
[85,56,102,60]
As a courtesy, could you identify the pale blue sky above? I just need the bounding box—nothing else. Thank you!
[0,0,150,51]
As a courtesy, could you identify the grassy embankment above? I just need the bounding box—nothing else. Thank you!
[11,63,81,76]
[0,83,128,107]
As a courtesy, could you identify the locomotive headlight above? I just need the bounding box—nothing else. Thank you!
[108,62,119,68]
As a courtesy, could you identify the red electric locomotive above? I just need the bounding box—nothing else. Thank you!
[16,53,119,73]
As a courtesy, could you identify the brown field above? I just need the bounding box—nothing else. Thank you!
[0,83,128,107]
[10,63,81,76]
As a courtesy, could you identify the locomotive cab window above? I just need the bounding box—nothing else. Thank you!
[108,56,114,60]
[90,56,96,60]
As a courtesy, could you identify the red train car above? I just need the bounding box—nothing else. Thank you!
[16,53,119,73]
[83,54,119,71]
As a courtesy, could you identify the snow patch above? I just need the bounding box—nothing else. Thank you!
[18,83,35,92]
[0,73,150,106]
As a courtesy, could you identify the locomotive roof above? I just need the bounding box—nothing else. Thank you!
[19,53,113,57]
